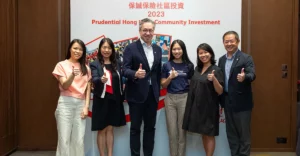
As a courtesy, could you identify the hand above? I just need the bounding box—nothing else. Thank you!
[72,66,80,76]
[101,70,108,83]
[207,70,216,81]
[169,67,178,79]
[237,68,245,82]
[81,106,89,119]
[135,63,146,79]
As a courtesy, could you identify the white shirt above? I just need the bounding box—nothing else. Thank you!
[140,39,154,69]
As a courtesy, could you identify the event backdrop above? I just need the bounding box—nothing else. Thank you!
[70,0,241,155]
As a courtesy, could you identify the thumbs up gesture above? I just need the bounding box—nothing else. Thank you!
[207,70,215,81]
[169,67,178,79]
[101,68,108,83]
[237,68,245,82]
[72,66,80,76]
[135,63,146,79]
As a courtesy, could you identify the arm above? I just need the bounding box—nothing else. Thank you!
[212,76,223,95]
[81,81,91,119]
[122,46,138,80]
[90,62,104,87]
[244,55,256,82]
[161,77,172,88]
[57,74,75,90]
[84,82,91,108]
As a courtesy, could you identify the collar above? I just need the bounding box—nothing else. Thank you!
[225,49,238,59]
[140,38,151,47]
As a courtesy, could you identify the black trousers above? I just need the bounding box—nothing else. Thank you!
[129,86,158,156]
[225,109,252,156]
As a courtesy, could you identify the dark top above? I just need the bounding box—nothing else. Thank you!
[122,39,162,103]
[218,50,256,112]
[161,61,194,94]
[182,65,224,136]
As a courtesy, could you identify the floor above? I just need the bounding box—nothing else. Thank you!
[8,151,297,156]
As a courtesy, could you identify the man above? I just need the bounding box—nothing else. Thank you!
[123,18,162,156]
[218,31,256,156]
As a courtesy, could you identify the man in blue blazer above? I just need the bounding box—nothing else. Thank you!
[218,31,256,156]
[123,18,162,156]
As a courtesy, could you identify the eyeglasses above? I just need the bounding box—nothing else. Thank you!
[224,40,237,44]
[141,29,154,33]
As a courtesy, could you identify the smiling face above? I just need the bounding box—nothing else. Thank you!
[198,49,212,65]
[223,34,239,54]
[70,42,83,61]
[139,22,155,45]
[171,43,183,60]
[100,41,112,59]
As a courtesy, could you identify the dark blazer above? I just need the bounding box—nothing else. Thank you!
[122,39,162,103]
[90,59,123,98]
[218,50,256,112]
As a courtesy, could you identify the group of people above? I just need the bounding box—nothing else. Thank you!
[52,18,256,156]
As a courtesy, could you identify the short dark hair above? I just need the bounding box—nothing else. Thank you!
[139,18,155,30]
[196,43,216,71]
[222,31,240,42]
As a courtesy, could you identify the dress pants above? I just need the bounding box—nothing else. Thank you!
[129,86,158,156]
[164,93,187,156]
[55,96,86,156]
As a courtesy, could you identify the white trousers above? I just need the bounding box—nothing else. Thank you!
[55,96,86,156]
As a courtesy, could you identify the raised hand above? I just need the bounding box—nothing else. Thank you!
[237,68,245,82]
[169,67,178,79]
[101,69,108,83]
[72,66,80,76]
[207,70,215,81]
[135,63,146,79]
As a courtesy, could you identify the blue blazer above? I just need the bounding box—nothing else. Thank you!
[90,59,123,98]
[122,39,162,103]
[218,50,256,112]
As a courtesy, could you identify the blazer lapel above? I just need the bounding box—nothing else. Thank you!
[229,50,241,78]
[136,39,150,70]
[150,45,158,71]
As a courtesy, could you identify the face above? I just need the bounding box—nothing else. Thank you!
[70,42,83,60]
[139,22,155,44]
[198,49,211,64]
[171,43,183,60]
[223,34,239,53]
[100,42,112,58]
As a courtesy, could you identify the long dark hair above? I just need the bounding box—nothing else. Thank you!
[169,39,192,65]
[65,39,88,75]
[196,43,216,72]
[97,38,117,70]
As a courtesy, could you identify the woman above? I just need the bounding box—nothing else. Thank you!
[161,39,194,156]
[52,39,91,156]
[90,38,126,156]
[182,43,224,156]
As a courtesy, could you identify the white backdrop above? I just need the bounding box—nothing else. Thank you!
[70,0,241,155]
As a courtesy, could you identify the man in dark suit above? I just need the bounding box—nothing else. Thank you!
[218,31,256,156]
[122,18,162,156]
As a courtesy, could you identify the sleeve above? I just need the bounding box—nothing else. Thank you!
[157,48,162,89]
[52,62,66,80]
[244,55,256,82]
[122,46,137,80]
[86,65,92,81]
[214,67,224,86]
[187,63,195,79]
[90,62,103,89]
[161,62,169,79]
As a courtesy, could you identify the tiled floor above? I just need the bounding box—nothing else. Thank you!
[8,151,297,156]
